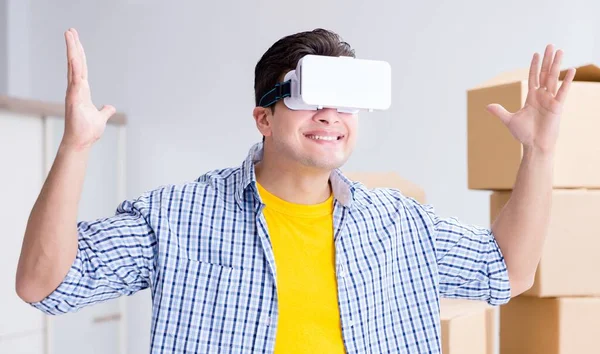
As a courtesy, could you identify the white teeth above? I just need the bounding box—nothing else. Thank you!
[306,135,339,141]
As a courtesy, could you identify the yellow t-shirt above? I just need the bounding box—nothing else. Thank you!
[256,182,346,353]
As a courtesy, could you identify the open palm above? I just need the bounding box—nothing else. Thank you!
[62,28,115,151]
[487,45,576,154]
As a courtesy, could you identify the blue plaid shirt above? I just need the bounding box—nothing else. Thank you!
[30,142,511,353]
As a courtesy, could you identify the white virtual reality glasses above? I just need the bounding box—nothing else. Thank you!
[258,54,392,114]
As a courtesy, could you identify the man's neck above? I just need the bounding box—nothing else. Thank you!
[254,158,332,205]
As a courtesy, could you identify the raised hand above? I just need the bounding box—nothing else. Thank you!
[487,45,576,154]
[61,28,116,151]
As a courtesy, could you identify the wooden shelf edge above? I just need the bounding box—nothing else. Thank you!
[0,95,127,125]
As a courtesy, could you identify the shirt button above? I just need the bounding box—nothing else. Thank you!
[348,319,355,327]
[339,265,346,278]
[263,316,271,326]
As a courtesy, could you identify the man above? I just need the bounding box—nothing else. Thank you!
[15,27,575,353]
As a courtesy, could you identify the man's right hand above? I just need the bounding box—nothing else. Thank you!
[61,28,115,152]
[16,28,115,303]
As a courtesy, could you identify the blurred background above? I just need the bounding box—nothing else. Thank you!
[2,0,600,353]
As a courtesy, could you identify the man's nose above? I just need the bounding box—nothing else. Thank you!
[314,108,340,124]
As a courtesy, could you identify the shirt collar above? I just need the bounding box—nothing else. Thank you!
[234,142,370,210]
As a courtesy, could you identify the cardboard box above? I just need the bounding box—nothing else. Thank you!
[500,296,600,354]
[343,171,426,203]
[490,190,600,297]
[468,64,600,190]
[440,298,497,354]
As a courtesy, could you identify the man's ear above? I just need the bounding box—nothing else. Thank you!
[253,106,273,138]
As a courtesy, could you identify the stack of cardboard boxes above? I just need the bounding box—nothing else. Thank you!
[468,64,600,353]
[344,171,497,354]
[439,298,497,354]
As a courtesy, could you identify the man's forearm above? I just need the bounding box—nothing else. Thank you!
[15,143,89,303]
[491,145,554,296]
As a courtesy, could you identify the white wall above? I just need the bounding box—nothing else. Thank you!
[13,0,600,353]
[0,0,6,95]
[5,0,31,97]
[1,0,32,97]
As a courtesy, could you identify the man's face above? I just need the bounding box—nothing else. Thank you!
[254,100,358,172]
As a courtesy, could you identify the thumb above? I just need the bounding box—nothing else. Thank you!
[100,104,116,122]
[486,104,512,125]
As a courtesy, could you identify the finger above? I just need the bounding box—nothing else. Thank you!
[71,28,88,81]
[65,31,77,84]
[539,44,554,88]
[487,104,513,125]
[70,54,82,86]
[556,68,576,103]
[67,60,72,88]
[80,40,88,81]
[546,49,563,94]
[528,52,540,90]
[100,105,116,122]
[67,30,83,85]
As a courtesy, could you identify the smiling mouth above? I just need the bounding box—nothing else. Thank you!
[304,134,345,141]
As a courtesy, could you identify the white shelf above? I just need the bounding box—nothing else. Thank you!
[1,100,128,354]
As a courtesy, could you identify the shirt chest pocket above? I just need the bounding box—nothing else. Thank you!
[172,212,256,270]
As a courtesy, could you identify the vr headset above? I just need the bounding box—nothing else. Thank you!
[258,55,392,114]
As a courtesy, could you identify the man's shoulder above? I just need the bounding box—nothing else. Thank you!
[342,183,439,242]
[133,166,244,206]
[349,182,435,221]
[178,166,244,197]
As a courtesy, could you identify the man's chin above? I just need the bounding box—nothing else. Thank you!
[301,156,348,171]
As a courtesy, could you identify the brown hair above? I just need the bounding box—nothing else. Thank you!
[254,28,355,112]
